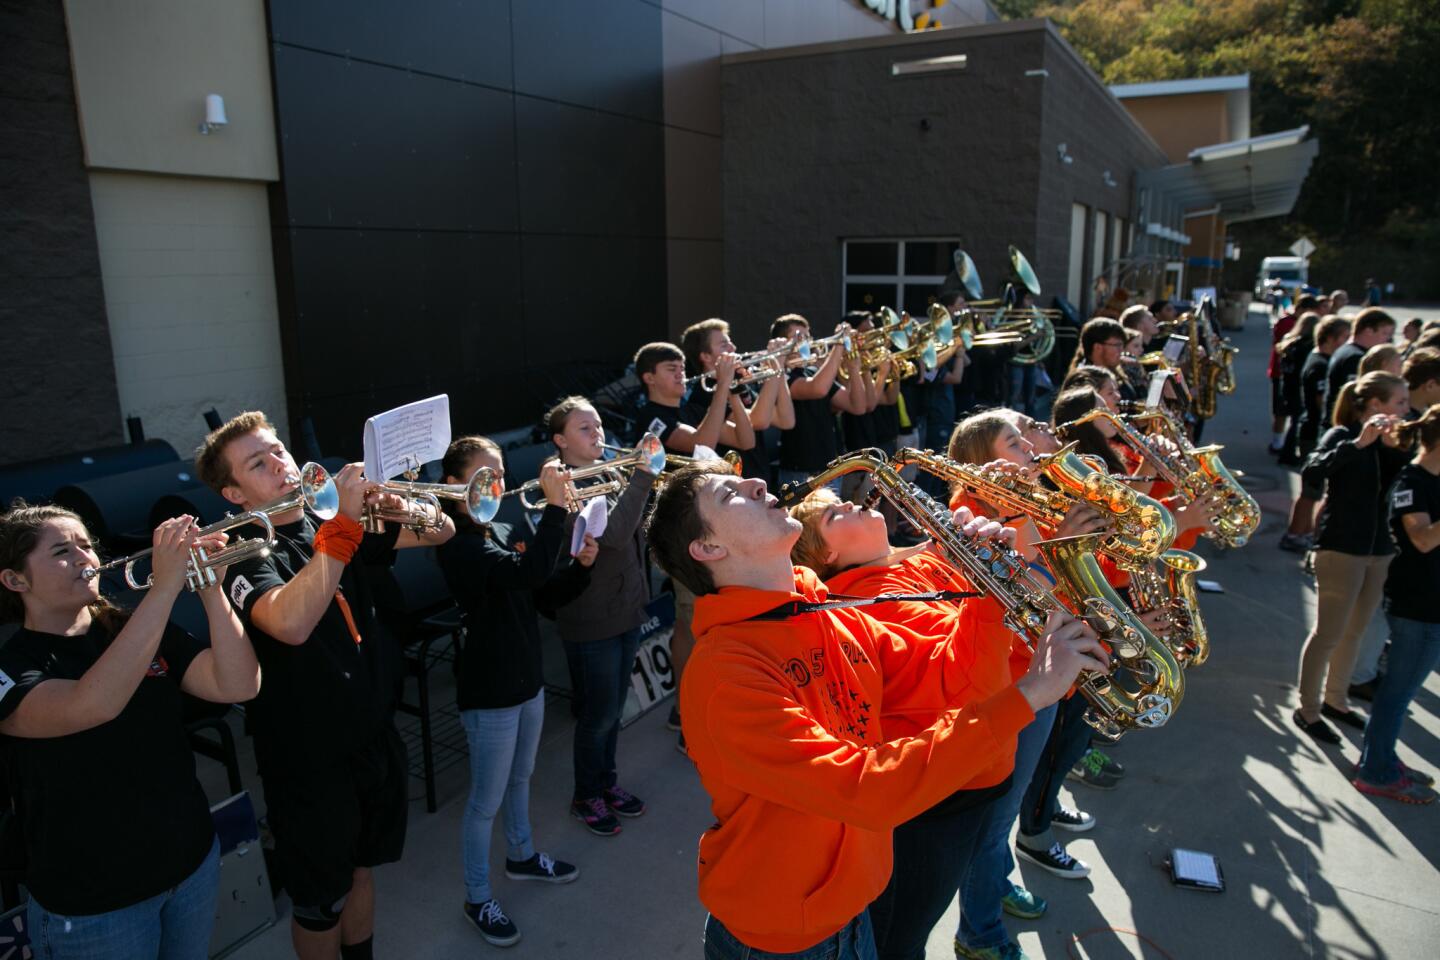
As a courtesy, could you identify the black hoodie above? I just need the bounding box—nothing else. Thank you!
[1305,424,1411,555]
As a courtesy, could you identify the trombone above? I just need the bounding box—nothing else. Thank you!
[83,462,339,592]
[506,433,667,511]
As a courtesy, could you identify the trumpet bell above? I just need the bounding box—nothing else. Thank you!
[466,469,504,524]
[296,461,340,520]
[636,432,668,475]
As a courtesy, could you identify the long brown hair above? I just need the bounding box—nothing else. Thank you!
[1052,387,1125,474]
[1332,371,1406,428]
[1395,404,1440,450]
[1278,311,1322,354]
[439,436,502,524]
[0,500,129,632]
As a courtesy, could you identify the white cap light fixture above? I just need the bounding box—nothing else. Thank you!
[200,94,227,135]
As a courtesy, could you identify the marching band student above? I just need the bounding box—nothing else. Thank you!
[0,506,259,960]
[1068,319,1132,399]
[435,438,591,946]
[680,318,795,481]
[1293,372,1411,745]
[195,411,453,960]
[1323,308,1397,427]
[787,481,1046,960]
[1275,311,1323,465]
[1403,349,1440,420]
[770,314,867,493]
[1279,315,1353,552]
[645,460,1106,960]
[1270,294,1322,452]
[1353,405,1440,804]
[1359,343,1404,378]
[836,312,892,503]
[543,396,659,836]
[639,336,757,753]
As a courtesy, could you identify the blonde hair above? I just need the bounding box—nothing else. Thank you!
[1358,343,1402,376]
[788,488,843,580]
[1333,371,1406,427]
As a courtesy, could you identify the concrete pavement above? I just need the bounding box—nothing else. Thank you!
[226,305,1440,959]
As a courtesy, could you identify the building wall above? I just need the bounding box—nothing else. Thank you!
[721,23,1053,343]
[1118,92,1229,165]
[89,172,287,458]
[0,0,123,464]
[1035,27,1167,316]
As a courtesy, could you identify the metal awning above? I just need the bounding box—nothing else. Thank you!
[1137,125,1318,226]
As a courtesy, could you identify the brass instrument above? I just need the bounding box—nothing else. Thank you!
[1125,407,1260,548]
[1188,297,1239,419]
[507,433,667,511]
[84,462,339,592]
[888,444,1176,570]
[949,246,1057,364]
[368,469,505,531]
[839,307,912,382]
[1128,549,1210,666]
[779,451,1182,738]
[690,336,811,393]
[663,449,744,475]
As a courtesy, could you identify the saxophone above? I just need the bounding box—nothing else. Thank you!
[1127,550,1210,666]
[778,451,1182,738]
[888,444,1177,571]
[1126,407,1261,548]
[1188,300,1239,418]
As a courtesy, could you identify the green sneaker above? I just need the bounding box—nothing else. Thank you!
[1067,747,1122,789]
[1001,883,1047,919]
[954,940,1028,960]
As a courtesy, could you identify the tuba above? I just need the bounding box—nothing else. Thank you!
[888,444,1176,570]
[779,451,1182,738]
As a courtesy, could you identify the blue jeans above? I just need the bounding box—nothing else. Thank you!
[1019,693,1092,841]
[1359,613,1440,785]
[778,469,842,498]
[956,702,1058,949]
[704,911,876,960]
[29,835,219,960]
[567,627,642,801]
[868,794,998,960]
[461,689,544,903]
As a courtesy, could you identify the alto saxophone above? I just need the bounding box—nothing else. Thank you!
[1127,549,1210,666]
[888,444,1176,570]
[778,451,1182,738]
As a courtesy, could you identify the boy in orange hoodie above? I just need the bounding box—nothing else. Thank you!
[645,462,1108,959]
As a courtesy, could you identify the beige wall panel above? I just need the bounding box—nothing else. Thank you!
[90,172,288,457]
[64,0,278,180]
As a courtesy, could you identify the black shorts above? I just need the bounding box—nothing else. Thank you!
[262,725,409,911]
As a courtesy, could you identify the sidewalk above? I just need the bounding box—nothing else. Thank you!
[231,306,1440,959]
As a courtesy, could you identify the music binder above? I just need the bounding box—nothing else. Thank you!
[1169,847,1225,892]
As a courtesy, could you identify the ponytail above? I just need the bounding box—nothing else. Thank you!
[1394,404,1440,451]
[1332,371,1406,428]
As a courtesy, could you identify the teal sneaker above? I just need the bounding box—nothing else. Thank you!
[954,939,1028,960]
[1001,883,1048,919]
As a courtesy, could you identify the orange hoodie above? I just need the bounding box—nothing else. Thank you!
[681,567,1035,954]
[826,551,1020,791]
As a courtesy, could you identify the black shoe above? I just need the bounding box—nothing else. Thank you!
[464,899,520,947]
[666,705,682,731]
[1015,841,1091,879]
[505,852,579,884]
[676,730,688,756]
[1292,710,1342,745]
[570,797,622,837]
[1321,704,1367,730]
[603,784,646,817]
[1348,679,1380,702]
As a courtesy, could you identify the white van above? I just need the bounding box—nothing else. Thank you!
[1254,256,1309,299]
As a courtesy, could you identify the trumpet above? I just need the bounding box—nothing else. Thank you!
[367,469,505,531]
[506,433,667,511]
[690,336,811,393]
[83,462,338,592]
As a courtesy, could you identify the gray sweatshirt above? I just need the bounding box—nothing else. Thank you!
[554,468,656,643]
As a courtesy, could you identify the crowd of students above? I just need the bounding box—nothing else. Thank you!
[1263,295,1440,806]
[3,290,1435,960]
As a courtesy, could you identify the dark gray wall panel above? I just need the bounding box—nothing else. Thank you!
[515,97,664,237]
[269,0,513,89]
[512,0,662,122]
[272,46,518,232]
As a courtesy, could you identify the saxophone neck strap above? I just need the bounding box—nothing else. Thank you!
[747,590,980,621]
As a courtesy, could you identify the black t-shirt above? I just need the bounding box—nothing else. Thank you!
[0,620,214,915]
[841,407,877,453]
[1385,464,1440,623]
[871,400,901,446]
[678,386,771,480]
[1324,343,1365,425]
[1299,349,1330,424]
[637,399,682,447]
[780,368,842,471]
[436,506,568,710]
[222,516,402,773]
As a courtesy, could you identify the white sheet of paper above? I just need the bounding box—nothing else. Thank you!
[1145,370,1170,409]
[1173,848,1221,886]
[692,444,721,461]
[1196,579,1224,593]
[363,394,451,481]
[572,496,608,555]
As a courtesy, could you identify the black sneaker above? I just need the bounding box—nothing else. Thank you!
[504,852,578,884]
[464,898,520,947]
[1015,841,1091,879]
[1051,805,1095,833]
[676,730,688,756]
[1347,679,1380,702]
[571,797,621,837]
[604,784,646,817]
[666,705,682,731]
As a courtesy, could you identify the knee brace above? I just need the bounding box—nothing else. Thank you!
[292,895,346,933]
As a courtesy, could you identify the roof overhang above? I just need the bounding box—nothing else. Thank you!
[1137,125,1318,225]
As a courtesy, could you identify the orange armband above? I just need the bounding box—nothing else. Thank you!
[313,514,364,564]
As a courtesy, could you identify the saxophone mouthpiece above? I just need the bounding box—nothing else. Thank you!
[777,481,812,507]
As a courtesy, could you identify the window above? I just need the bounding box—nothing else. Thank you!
[842,239,959,315]
[1067,203,1087,306]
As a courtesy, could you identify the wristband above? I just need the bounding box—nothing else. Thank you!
[313,514,364,564]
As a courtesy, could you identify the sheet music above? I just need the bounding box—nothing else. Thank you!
[363,394,451,481]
